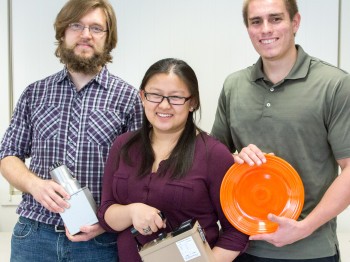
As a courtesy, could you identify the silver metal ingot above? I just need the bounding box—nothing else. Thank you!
[49,162,98,235]
[49,162,81,195]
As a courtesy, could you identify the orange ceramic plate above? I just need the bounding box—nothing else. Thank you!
[220,155,304,235]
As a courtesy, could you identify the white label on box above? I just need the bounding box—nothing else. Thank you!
[176,236,201,261]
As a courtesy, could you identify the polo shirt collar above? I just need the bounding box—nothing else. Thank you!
[251,45,311,82]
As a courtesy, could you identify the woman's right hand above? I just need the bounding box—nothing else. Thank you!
[129,203,166,235]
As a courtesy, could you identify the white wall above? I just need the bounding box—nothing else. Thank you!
[0,0,21,232]
[340,0,350,72]
[0,0,348,233]
[8,0,340,130]
[337,0,350,234]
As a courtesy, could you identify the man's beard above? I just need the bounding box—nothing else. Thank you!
[58,44,109,75]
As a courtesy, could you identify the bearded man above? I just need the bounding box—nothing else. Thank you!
[0,0,143,261]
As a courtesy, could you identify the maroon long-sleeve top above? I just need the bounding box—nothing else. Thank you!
[98,132,248,261]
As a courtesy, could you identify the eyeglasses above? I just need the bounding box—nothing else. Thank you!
[144,91,191,105]
[68,23,108,35]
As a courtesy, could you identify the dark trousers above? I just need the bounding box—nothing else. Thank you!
[235,253,339,262]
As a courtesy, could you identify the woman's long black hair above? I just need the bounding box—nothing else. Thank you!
[121,58,202,179]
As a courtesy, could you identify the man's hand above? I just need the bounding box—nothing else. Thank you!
[249,214,311,247]
[29,178,70,213]
[66,223,106,242]
[233,144,270,166]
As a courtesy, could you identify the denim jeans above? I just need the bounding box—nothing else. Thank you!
[11,216,118,262]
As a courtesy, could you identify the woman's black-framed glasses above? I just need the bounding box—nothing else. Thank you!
[144,91,191,105]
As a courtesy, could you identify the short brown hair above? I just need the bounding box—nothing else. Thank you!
[54,0,117,62]
[242,0,299,27]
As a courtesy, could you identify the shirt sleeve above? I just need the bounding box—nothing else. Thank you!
[125,88,143,133]
[211,85,236,153]
[0,87,32,160]
[207,139,249,251]
[327,74,350,159]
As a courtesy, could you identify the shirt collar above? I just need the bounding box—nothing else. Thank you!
[251,45,311,82]
[94,66,110,90]
[56,67,70,83]
[56,66,110,90]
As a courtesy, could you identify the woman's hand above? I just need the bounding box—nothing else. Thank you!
[129,203,166,235]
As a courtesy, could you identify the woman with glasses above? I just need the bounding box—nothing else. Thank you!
[97,58,249,261]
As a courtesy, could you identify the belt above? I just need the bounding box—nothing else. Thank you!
[18,217,66,233]
[54,225,66,233]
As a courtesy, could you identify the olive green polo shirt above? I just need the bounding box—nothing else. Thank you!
[212,45,350,259]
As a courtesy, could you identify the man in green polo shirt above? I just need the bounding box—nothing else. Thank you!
[211,0,350,261]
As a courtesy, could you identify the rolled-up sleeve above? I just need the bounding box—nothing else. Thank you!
[0,88,32,160]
